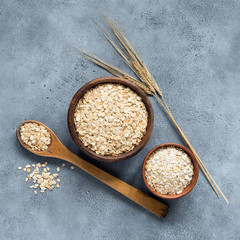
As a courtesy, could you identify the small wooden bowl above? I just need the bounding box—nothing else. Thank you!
[142,143,199,199]
[68,76,154,162]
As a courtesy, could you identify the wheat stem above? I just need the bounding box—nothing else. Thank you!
[194,152,229,203]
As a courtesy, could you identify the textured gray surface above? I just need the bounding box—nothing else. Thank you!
[0,0,239,239]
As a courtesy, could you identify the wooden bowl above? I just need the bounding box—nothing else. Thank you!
[68,76,154,162]
[142,143,199,199]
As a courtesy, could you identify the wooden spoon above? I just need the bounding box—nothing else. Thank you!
[16,120,169,218]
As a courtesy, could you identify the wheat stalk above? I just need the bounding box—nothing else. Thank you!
[75,17,228,203]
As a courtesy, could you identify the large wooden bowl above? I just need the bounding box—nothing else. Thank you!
[68,77,154,162]
[142,143,199,199]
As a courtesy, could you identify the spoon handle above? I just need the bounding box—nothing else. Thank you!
[59,147,168,218]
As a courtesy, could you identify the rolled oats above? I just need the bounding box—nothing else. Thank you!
[20,123,51,151]
[145,146,194,195]
[74,83,148,156]
[17,163,63,194]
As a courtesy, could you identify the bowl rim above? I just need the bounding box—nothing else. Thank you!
[68,76,154,162]
[142,143,199,199]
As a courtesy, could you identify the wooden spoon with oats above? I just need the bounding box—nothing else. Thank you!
[17,120,168,218]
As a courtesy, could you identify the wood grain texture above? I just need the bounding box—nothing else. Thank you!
[17,121,168,218]
[142,143,199,199]
[68,76,154,162]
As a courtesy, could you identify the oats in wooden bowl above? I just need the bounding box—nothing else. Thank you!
[142,143,199,199]
[68,77,154,162]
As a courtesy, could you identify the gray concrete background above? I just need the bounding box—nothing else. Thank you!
[0,0,239,239]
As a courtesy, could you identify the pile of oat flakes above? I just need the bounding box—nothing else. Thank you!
[18,162,74,195]
[145,146,194,195]
[74,83,148,156]
[20,123,51,151]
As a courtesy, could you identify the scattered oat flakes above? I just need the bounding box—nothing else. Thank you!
[57,167,60,172]
[74,83,148,156]
[18,162,62,195]
[62,163,66,167]
[145,146,194,195]
[34,190,37,195]
[70,166,75,170]
[20,123,51,151]
[56,183,59,188]
[18,166,22,170]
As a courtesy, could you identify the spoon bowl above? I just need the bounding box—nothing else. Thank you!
[16,120,168,218]
[16,120,66,158]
